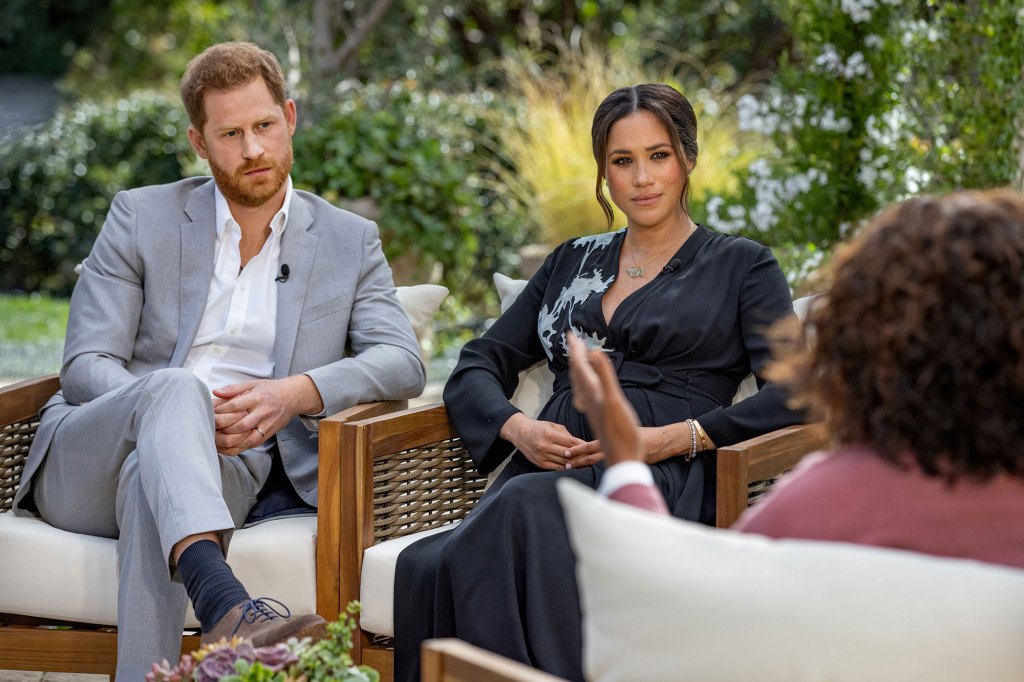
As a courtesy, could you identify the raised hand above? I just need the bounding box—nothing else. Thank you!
[566,333,644,466]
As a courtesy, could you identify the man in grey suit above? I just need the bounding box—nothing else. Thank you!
[12,42,426,678]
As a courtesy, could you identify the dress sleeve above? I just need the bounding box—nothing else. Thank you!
[696,245,805,445]
[443,249,558,474]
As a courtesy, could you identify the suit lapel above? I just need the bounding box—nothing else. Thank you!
[170,180,217,368]
[273,193,318,378]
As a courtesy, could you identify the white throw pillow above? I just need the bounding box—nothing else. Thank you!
[558,479,1024,682]
[395,283,448,343]
[493,273,553,418]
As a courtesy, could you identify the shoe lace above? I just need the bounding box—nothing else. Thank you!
[231,597,292,635]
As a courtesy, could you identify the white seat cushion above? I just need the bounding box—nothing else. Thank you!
[358,523,460,637]
[558,479,1024,682]
[0,513,316,627]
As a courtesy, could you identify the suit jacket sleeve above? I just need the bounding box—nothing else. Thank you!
[302,220,425,418]
[60,190,143,405]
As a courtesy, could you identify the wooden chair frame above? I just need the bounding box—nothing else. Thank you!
[0,374,405,679]
[337,402,828,682]
[421,639,565,682]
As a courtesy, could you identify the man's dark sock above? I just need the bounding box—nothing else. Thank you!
[177,539,250,631]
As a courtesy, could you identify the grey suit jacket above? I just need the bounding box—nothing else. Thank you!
[15,177,425,513]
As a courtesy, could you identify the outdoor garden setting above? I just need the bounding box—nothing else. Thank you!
[3,0,1021,385]
[2,2,1024,682]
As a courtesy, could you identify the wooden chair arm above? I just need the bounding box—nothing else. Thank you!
[0,374,60,426]
[422,639,567,682]
[716,422,829,529]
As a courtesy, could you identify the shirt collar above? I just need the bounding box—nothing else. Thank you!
[213,176,294,240]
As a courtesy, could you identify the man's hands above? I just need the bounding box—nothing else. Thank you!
[212,374,324,455]
[566,334,644,467]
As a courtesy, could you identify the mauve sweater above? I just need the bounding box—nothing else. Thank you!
[733,444,1024,570]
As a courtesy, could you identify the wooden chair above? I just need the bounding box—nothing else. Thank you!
[0,374,405,679]
[421,639,565,682]
[336,402,828,681]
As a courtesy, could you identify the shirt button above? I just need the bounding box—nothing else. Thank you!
[239,283,247,292]
[229,326,239,335]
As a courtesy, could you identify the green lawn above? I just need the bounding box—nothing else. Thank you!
[0,294,69,379]
[0,293,70,342]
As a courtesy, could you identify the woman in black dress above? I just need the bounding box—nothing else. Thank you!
[394,83,802,681]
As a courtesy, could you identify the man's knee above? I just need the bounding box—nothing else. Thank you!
[143,368,210,404]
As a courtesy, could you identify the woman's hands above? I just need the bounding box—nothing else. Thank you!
[500,412,587,471]
[565,334,702,467]
[566,334,644,467]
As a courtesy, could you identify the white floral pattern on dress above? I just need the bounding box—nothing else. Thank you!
[536,230,622,360]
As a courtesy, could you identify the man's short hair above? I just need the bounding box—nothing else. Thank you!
[180,41,288,131]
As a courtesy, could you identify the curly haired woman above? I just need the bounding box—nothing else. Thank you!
[573,188,1024,569]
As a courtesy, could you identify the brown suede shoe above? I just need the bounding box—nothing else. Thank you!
[201,597,327,647]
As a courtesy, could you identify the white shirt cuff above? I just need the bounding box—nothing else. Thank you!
[598,460,655,498]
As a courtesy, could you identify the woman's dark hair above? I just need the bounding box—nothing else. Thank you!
[591,84,699,228]
[773,189,1024,482]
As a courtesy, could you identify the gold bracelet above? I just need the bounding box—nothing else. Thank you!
[693,419,708,452]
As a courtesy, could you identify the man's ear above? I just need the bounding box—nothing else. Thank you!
[187,125,209,160]
[284,99,297,136]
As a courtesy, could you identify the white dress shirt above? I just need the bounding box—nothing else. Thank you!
[183,178,293,402]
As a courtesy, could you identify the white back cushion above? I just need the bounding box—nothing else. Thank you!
[493,273,554,418]
[395,284,448,343]
[558,479,1024,682]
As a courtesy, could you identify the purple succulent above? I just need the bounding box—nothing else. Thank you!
[253,642,301,672]
[196,647,247,682]
[146,655,196,681]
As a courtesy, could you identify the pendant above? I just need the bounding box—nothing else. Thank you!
[626,265,644,278]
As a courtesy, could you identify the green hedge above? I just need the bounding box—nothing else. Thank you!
[292,83,526,308]
[0,92,192,294]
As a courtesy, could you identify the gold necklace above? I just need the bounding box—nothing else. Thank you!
[624,240,675,278]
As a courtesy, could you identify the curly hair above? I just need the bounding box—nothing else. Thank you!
[774,189,1024,481]
[591,84,698,228]
[180,42,288,131]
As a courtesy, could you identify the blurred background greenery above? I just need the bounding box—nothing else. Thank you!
[1,0,1022,380]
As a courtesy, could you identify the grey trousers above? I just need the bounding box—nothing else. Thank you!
[33,368,266,679]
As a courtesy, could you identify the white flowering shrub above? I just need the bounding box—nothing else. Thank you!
[702,0,1024,292]
[703,0,906,248]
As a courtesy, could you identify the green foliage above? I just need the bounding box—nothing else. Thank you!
[0,0,109,75]
[61,0,293,98]
[0,92,193,294]
[897,1,1024,191]
[292,82,526,309]
[297,602,378,682]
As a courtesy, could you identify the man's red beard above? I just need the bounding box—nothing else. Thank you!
[209,145,293,208]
